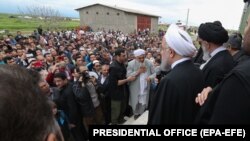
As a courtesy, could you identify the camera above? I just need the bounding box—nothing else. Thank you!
[76,67,90,83]
[81,72,90,81]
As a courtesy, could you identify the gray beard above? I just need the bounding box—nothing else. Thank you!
[202,50,210,61]
[160,57,171,71]
[202,46,210,61]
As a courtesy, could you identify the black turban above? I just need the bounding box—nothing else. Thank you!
[198,21,229,45]
[244,0,250,3]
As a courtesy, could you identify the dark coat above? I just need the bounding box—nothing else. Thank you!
[55,83,88,141]
[232,50,250,66]
[96,75,110,97]
[72,82,95,117]
[96,75,111,124]
[196,59,250,124]
[202,50,234,87]
[148,60,205,124]
[54,83,81,124]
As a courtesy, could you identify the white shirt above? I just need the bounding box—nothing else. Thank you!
[171,58,191,69]
[101,75,107,84]
[210,46,227,58]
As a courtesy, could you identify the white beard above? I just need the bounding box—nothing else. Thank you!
[202,46,210,61]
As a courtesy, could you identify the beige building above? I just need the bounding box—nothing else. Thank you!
[75,3,159,33]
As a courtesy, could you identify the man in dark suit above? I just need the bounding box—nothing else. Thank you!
[54,72,87,141]
[198,21,234,88]
[96,64,111,124]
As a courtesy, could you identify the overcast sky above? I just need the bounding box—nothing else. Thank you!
[0,0,246,30]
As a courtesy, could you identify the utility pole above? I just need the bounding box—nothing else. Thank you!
[186,8,190,30]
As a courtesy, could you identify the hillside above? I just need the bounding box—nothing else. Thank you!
[0,13,80,34]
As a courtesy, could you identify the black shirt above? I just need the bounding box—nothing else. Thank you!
[108,60,128,100]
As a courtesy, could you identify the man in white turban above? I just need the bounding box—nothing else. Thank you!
[127,48,155,119]
[148,24,205,124]
[134,49,146,57]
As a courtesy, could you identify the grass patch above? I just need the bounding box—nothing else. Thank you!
[0,13,79,35]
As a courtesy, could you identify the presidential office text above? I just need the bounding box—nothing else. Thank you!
[92,128,246,138]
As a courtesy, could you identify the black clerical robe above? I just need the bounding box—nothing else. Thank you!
[148,60,204,124]
[202,50,234,88]
[233,50,250,66]
[196,59,250,124]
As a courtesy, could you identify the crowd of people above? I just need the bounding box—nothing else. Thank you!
[0,28,163,140]
[1,16,250,141]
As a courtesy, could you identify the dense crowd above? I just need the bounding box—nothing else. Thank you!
[0,28,165,141]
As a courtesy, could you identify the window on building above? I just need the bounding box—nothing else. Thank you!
[117,13,120,16]
[96,12,99,15]
[107,12,109,15]
[86,11,88,14]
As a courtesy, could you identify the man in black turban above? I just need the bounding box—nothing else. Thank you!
[198,21,234,87]
[195,16,250,124]
[198,21,228,46]
[195,21,235,124]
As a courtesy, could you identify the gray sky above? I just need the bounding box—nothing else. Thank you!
[0,0,245,30]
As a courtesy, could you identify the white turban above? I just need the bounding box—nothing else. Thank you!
[134,49,145,57]
[89,71,98,79]
[164,24,196,57]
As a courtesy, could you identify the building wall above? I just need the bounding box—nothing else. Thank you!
[78,5,137,33]
[78,4,158,33]
[151,17,159,33]
[124,13,137,33]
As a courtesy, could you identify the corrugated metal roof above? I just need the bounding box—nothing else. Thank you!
[75,3,160,18]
